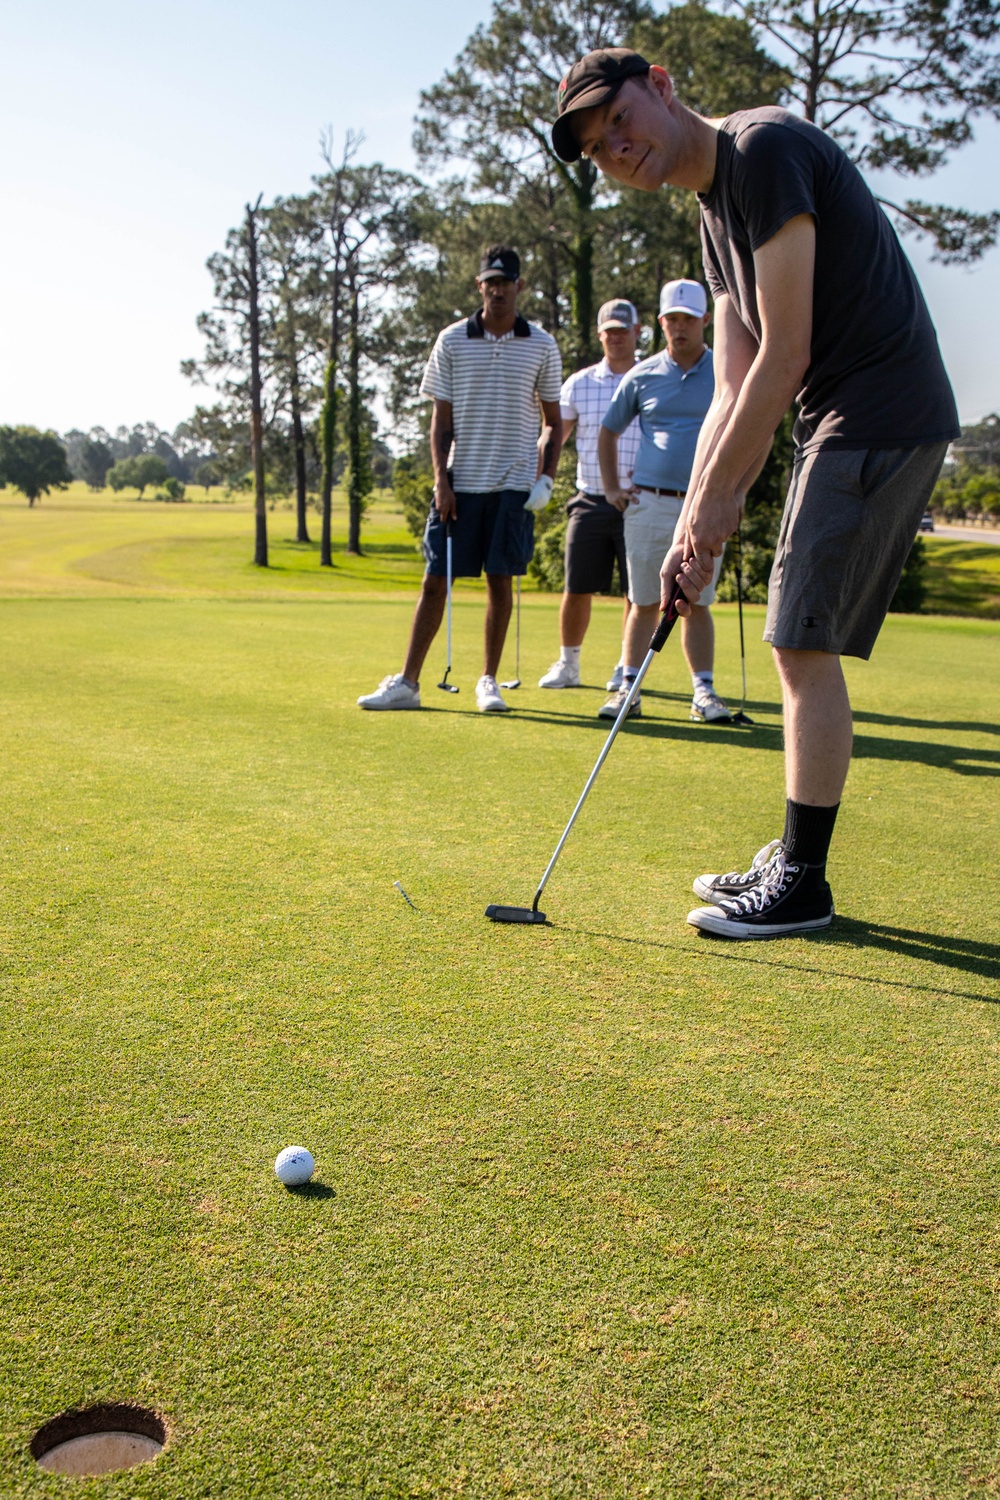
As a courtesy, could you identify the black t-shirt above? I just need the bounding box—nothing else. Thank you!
[698,108,959,451]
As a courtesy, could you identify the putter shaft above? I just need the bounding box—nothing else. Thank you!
[528,581,685,915]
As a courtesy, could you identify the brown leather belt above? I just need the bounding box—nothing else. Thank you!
[639,486,686,498]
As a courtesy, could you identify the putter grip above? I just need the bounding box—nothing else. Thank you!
[648,579,687,653]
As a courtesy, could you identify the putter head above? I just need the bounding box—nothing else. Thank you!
[498,679,521,690]
[485,904,547,924]
[437,681,460,693]
[730,710,755,726]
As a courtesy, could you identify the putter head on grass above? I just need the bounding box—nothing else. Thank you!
[485,903,547,924]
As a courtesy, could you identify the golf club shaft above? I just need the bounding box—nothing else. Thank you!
[446,531,453,672]
[515,572,521,677]
[531,580,685,913]
[736,527,747,711]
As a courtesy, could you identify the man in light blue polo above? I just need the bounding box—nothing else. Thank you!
[597,278,731,722]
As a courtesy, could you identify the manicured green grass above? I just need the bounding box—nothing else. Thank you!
[922,536,1000,619]
[0,497,998,1497]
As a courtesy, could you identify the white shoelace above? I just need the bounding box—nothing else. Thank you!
[723,848,799,914]
[717,839,782,887]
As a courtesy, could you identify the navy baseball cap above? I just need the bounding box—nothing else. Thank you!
[551,48,651,163]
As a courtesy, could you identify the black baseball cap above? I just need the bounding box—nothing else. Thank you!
[551,48,651,163]
[478,247,521,281]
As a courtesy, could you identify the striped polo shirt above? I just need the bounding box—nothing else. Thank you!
[560,358,641,494]
[420,310,563,492]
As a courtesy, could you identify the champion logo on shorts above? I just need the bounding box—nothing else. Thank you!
[801,615,819,628]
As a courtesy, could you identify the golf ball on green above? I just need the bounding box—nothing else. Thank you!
[274,1146,314,1187]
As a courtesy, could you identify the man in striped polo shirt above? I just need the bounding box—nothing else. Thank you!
[358,246,563,714]
[538,298,642,692]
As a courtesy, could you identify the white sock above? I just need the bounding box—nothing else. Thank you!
[559,646,581,665]
[623,667,639,686]
[692,671,713,696]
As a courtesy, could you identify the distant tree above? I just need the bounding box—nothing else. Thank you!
[415,0,649,366]
[195,460,219,493]
[162,476,186,502]
[263,194,325,545]
[0,426,73,506]
[951,412,1000,472]
[728,0,1000,262]
[392,455,435,540]
[889,537,927,611]
[245,194,269,567]
[314,143,426,556]
[80,438,113,489]
[106,453,169,497]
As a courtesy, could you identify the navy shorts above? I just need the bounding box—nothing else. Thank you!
[423,489,533,578]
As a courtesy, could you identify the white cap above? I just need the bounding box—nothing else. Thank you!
[659,279,707,317]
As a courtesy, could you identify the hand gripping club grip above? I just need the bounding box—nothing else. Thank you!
[648,579,686,653]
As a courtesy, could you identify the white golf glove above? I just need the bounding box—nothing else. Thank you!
[524,475,554,512]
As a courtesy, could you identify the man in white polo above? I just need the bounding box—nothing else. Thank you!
[358,246,563,714]
[538,299,642,692]
[597,278,731,722]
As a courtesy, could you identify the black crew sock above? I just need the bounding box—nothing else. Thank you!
[782,799,839,872]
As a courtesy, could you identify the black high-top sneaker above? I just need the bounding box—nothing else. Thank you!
[687,847,834,939]
[692,839,783,902]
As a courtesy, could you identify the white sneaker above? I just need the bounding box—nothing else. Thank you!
[538,658,581,688]
[476,675,509,713]
[606,664,624,691]
[691,688,732,723]
[357,674,421,711]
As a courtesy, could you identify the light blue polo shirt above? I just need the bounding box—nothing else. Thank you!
[602,346,714,492]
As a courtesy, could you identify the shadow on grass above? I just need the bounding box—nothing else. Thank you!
[562,918,999,1005]
[852,709,1000,737]
[285,1181,336,1199]
[506,705,1000,775]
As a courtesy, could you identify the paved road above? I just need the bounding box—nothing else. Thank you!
[927,525,1000,547]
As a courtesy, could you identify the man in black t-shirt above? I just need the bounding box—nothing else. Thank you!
[551,49,959,940]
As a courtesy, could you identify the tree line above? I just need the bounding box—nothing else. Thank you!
[3,0,997,569]
[179,0,999,572]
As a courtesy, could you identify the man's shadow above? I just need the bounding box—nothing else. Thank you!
[563,918,999,1005]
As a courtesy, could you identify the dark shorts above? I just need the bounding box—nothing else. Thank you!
[423,489,533,578]
[764,442,948,659]
[564,492,628,596]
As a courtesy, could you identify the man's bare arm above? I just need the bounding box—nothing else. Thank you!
[674,293,760,536]
[538,399,564,479]
[686,215,814,555]
[598,425,634,511]
[430,398,456,521]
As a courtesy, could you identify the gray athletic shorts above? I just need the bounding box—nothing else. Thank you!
[764,442,948,660]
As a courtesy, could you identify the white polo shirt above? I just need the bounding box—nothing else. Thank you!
[420,310,563,492]
[560,358,641,495]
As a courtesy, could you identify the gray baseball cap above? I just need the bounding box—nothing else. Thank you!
[597,298,639,330]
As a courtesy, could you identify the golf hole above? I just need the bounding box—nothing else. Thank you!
[31,1402,166,1477]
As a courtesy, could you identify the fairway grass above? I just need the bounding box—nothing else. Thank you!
[1,504,999,1496]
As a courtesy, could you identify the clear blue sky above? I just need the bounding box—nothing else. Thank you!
[2,0,998,434]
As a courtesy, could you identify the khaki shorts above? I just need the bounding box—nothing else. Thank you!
[765,442,948,659]
[623,489,722,608]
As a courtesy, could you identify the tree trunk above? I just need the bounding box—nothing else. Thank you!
[346,274,364,556]
[570,160,596,365]
[290,372,309,544]
[319,251,343,567]
[246,196,268,568]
